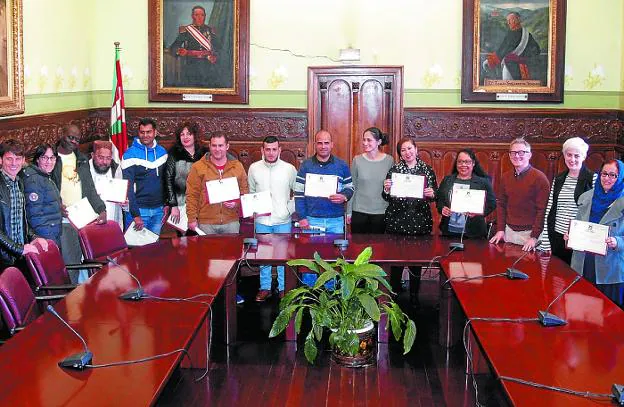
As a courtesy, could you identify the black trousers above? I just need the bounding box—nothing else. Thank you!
[550,230,572,265]
[351,211,386,234]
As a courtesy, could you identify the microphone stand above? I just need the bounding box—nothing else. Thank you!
[47,305,93,370]
[538,275,582,327]
[333,202,349,249]
[449,213,467,251]
[505,240,543,280]
[243,212,258,248]
[107,256,145,301]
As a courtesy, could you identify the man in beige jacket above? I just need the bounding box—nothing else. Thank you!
[186,133,248,234]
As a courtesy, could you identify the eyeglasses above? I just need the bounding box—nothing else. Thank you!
[600,172,619,180]
[457,160,473,165]
[39,155,57,162]
[509,150,530,157]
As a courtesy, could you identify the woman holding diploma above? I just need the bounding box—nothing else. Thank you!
[164,122,207,234]
[347,127,394,234]
[21,143,63,246]
[540,137,595,264]
[382,138,437,305]
[569,159,624,308]
[436,149,496,238]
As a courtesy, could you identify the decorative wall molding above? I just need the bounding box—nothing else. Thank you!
[0,107,622,158]
[404,108,623,145]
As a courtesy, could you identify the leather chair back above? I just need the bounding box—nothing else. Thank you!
[79,220,128,261]
[25,240,69,288]
[0,267,37,333]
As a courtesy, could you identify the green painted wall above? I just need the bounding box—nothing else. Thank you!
[16,0,624,117]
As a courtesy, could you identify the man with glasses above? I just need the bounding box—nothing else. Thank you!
[52,125,107,282]
[490,138,549,251]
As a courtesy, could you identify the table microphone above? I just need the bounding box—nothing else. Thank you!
[505,239,542,280]
[107,256,144,301]
[538,275,582,327]
[47,305,93,370]
[449,218,467,251]
[243,212,258,248]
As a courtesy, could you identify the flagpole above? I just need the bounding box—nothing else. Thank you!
[111,41,128,162]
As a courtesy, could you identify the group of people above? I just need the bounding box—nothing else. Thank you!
[1,121,622,308]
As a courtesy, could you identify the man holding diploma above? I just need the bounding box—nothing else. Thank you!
[248,136,297,301]
[186,133,248,234]
[89,140,124,230]
[294,130,353,232]
[294,130,353,286]
[53,125,106,282]
[121,118,168,235]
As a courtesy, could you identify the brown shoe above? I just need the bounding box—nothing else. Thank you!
[279,291,285,299]
[255,290,272,302]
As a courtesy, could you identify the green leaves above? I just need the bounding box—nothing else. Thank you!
[272,247,417,363]
[354,246,372,265]
[357,293,380,322]
[403,319,416,355]
[304,331,318,363]
[269,305,296,337]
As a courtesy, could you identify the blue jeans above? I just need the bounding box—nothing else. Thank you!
[125,206,164,235]
[301,216,343,288]
[255,222,292,291]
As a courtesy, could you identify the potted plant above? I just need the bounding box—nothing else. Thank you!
[269,247,416,367]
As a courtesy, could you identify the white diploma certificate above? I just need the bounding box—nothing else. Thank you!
[206,177,240,204]
[390,173,425,199]
[124,222,159,246]
[304,173,338,198]
[66,197,98,229]
[97,178,129,203]
[240,191,273,218]
[567,220,609,256]
[450,189,486,214]
[167,205,188,232]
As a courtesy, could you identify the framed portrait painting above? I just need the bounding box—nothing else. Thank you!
[148,0,249,104]
[0,0,23,116]
[461,0,566,103]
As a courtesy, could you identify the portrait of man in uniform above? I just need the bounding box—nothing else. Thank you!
[163,1,234,89]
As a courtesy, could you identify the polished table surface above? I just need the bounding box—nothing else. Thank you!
[0,238,236,406]
[0,234,622,406]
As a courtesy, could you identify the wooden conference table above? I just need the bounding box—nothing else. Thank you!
[0,234,622,406]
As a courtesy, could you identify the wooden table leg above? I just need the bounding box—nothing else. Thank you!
[439,282,463,348]
[182,313,209,369]
[224,266,238,345]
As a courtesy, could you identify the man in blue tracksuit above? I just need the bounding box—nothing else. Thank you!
[121,118,168,235]
[294,130,354,285]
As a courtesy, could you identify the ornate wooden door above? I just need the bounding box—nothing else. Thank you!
[307,66,404,165]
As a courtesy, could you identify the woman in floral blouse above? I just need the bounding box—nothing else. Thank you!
[382,137,438,306]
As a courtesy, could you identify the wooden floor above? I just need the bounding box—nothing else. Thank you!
[156,274,500,407]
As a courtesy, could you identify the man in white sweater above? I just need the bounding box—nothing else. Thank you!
[247,136,297,301]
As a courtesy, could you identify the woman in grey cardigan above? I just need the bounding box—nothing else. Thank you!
[568,159,624,308]
[347,127,394,234]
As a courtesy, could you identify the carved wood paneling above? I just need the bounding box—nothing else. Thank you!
[404,108,623,144]
[0,107,622,168]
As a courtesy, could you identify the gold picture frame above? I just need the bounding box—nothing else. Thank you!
[0,0,23,116]
[461,0,566,103]
[148,0,249,104]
